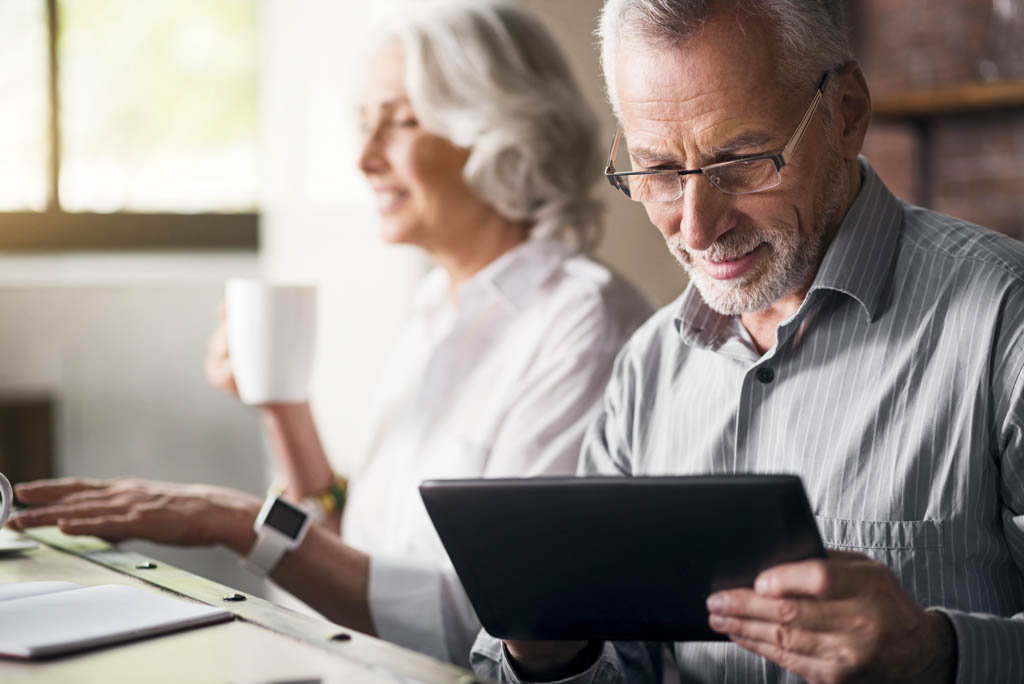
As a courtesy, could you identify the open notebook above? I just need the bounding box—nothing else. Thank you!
[0,581,232,659]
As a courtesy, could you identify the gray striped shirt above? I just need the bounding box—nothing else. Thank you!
[471,161,1024,683]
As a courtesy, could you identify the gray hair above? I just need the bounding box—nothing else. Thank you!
[385,1,604,250]
[598,0,853,118]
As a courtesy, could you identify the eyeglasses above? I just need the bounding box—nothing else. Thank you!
[604,71,830,202]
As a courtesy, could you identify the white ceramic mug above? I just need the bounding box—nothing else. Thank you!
[0,471,13,530]
[225,279,318,405]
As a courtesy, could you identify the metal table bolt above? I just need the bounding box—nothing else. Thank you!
[222,593,247,602]
[329,632,352,642]
[135,561,158,570]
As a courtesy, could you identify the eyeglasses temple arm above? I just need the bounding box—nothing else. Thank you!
[605,125,623,174]
[781,71,830,163]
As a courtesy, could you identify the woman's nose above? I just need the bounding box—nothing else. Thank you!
[357,126,388,176]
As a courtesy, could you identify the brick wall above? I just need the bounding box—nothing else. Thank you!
[854,0,1024,239]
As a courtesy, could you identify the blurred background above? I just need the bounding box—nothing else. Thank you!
[0,0,1020,599]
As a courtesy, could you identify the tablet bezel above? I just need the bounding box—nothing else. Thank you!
[420,474,824,642]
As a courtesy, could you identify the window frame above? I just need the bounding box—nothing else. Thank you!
[0,0,258,252]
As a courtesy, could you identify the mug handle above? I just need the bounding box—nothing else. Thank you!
[0,472,12,529]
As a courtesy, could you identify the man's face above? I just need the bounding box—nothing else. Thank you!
[615,12,847,315]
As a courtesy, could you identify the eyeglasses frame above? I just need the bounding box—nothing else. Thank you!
[604,70,831,201]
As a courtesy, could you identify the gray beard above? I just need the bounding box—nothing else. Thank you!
[671,156,848,317]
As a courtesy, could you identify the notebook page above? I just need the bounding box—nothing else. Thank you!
[0,583,232,659]
[0,581,82,602]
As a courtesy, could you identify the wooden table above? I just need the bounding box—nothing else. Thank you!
[0,527,490,684]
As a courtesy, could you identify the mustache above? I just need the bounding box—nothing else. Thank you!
[670,229,771,263]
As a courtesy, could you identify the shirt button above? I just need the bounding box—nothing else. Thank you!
[756,367,775,384]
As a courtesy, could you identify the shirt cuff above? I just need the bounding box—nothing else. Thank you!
[931,607,1024,682]
[470,630,614,684]
[368,554,448,662]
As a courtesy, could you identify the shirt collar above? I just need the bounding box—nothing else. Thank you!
[675,158,904,350]
[413,236,574,316]
[807,159,903,324]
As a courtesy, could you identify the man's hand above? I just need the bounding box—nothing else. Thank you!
[706,550,956,684]
[8,477,262,555]
[503,640,594,681]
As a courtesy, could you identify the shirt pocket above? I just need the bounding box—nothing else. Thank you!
[814,515,947,607]
[814,516,944,551]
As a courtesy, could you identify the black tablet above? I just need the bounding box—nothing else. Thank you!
[419,475,824,642]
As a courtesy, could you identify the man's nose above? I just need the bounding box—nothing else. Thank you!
[677,176,735,252]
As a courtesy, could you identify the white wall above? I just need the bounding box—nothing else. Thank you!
[0,254,269,595]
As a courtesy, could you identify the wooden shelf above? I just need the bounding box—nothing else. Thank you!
[872,80,1024,118]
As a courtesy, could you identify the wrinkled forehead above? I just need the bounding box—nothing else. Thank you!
[358,39,409,114]
[613,11,791,142]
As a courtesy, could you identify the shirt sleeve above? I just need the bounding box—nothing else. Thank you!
[470,632,660,684]
[481,295,643,479]
[369,555,480,667]
[577,313,662,477]
[933,286,1024,682]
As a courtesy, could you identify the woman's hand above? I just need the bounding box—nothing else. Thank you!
[8,477,262,555]
[205,301,239,399]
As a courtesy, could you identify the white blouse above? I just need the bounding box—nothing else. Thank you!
[341,236,652,666]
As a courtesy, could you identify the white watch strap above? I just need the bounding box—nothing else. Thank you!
[244,527,291,577]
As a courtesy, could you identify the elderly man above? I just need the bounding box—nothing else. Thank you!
[470,0,1024,682]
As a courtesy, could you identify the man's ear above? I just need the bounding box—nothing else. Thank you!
[834,61,872,161]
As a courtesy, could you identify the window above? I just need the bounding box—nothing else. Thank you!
[0,0,259,250]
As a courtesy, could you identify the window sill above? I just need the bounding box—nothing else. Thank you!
[0,212,258,251]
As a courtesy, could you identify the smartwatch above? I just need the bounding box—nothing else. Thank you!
[243,495,313,576]
[267,474,348,523]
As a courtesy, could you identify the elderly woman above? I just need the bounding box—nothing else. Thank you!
[10,0,651,667]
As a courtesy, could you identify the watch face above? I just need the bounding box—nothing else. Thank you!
[265,499,307,539]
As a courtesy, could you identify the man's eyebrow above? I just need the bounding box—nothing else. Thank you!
[710,131,778,157]
[627,145,683,166]
[627,130,781,168]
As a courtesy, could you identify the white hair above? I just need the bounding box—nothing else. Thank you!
[382,0,604,250]
[598,0,853,118]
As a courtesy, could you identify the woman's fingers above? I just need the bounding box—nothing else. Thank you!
[204,309,238,397]
[207,323,229,359]
[10,500,133,530]
[11,476,259,550]
[14,477,111,504]
[58,513,140,542]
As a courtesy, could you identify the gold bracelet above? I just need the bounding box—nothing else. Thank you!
[267,473,348,520]
[315,473,348,516]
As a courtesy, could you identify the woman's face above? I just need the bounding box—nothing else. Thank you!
[357,41,487,250]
